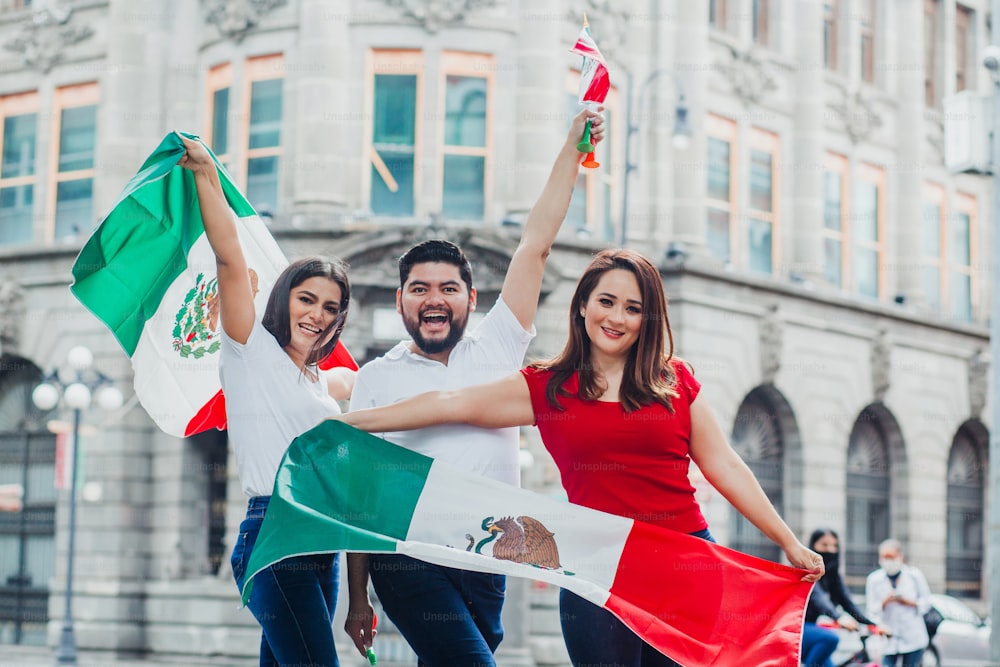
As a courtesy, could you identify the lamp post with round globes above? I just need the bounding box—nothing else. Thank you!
[31,346,122,666]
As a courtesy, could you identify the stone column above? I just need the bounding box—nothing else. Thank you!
[288,0,352,226]
[790,0,825,282]
[94,1,170,221]
[671,0,710,257]
[508,1,566,217]
[892,0,926,306]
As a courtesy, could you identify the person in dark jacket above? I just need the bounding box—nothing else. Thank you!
[801,528,879,667]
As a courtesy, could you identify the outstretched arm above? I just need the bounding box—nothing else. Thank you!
[177,134,255,344]
[344,553,375,658]
[501,108,605,330]
[338,372,534,433]
[688,395,824,582]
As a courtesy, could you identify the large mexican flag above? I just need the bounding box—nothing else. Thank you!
[244,421,812,666]
[71,132,355,437]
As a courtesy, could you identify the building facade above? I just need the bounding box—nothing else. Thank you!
[0,0,992,664]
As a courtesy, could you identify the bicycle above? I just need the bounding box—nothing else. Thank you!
[815,620,888,667]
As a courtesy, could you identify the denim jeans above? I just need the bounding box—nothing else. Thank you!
[883,650,924,667]
[231,496,341,667]
[369,553,505,667]
[801,622,839,667]
[559,528,716,667]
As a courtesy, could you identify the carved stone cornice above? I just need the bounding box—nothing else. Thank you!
[871,328,891,402]
[202,0,288,42]
[380,0,497,33]
[716,46,777,108]
[759,304,782,385]
[3,8,94,73]
[828,85,883,144]
[968,348,987,418]
[0,280,25,355]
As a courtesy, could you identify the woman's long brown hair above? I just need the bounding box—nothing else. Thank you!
[531,249,680,413]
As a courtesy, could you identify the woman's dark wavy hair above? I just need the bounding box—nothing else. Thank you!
[531,249,680,413]
[808,527,839,551]
[262,257,350,367]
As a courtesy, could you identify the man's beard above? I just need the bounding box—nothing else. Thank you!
[403,306,469,355]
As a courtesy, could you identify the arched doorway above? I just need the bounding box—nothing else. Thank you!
[729,386,801,562]
[946,420,987,599]
[844,404,903,591]
[0,357,56,645]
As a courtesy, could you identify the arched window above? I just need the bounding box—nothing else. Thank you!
[845,408,891,591]
[946,422,986,598]
[729,388,785,562]
[0,358,56,645]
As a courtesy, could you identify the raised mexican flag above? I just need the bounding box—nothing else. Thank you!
[70,132,356,438]
[244,421,812,666]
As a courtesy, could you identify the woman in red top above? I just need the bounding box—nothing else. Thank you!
[342,249,822,667]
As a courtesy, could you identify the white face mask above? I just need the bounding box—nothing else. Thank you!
[880,558,903,576]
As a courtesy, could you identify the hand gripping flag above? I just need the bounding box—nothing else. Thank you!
[242,421,814,667]
[70,132,357,437]
[571,15,610,168]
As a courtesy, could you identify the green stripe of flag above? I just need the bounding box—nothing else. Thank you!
[241,420,433,602]
[70,132,255,356]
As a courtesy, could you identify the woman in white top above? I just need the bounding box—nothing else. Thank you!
[179,135,353,667]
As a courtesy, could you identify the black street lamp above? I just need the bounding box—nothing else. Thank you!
[31,346,122,666]
[620,68,692,247]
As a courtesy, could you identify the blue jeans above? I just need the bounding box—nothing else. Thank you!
[559,528,716,667]
[883,650,924,667]
[369,553,505,667]
[231,496,341,667]
[801,622,839,667]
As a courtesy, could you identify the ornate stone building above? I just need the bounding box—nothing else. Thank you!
[0,0,992,665]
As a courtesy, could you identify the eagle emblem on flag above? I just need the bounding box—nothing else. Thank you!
[467,515,562,570]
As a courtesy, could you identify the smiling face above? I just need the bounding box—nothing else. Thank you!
[286,276,343,359]
[397,262,477,361]
[581,269,643,364]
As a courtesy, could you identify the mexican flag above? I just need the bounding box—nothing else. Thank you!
[571,16,610,106]
[70,132,356,438]
[244,421,812,666]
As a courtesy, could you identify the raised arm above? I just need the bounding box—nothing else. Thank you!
[339,372,534,433]
[177,134,255,344]
[688,395,824,582]
[501,108,605,329]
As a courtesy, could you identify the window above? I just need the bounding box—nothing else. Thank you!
[0,92,38,245]
[950,194,975,321]
[860,0,876,83]
[440,52,491,221]
[747,128,778,275]
[369,50,421,217]
[823,153,849,288]
[206,64,232,171]
[845,409,891,591]
[244,55,283,214]
[956,5,972,92]
[0,362,56,646]
[710,0,728,32]
[923,183,945,312]
[50,83,98,242]
[729,389,784,563]
[565,77,619,242]
[922,185,976,320]
[925,0,939,106]
[706,114,737,264]
[946,423,985,598]
[752,0,770,47]
[854,164,884,299]
[824,1,839,71]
